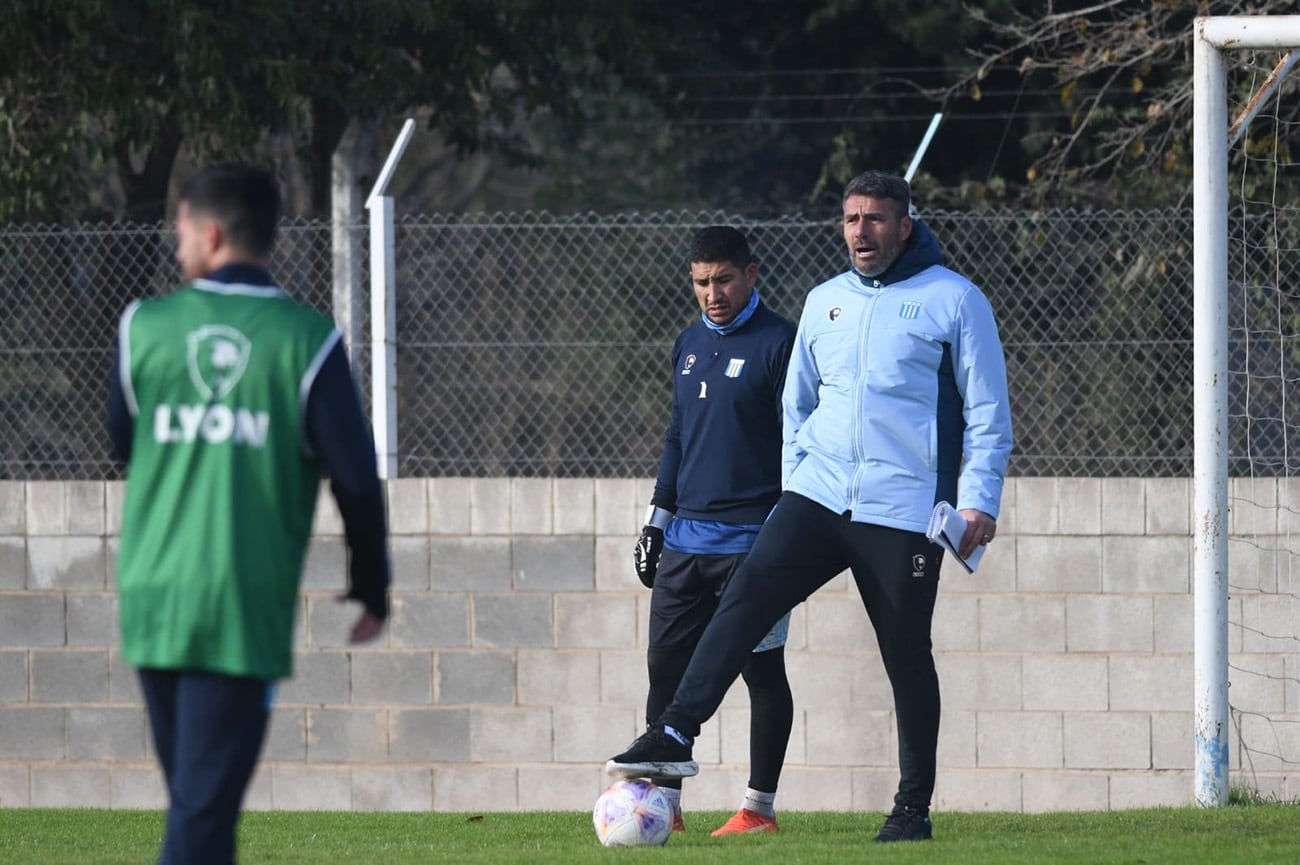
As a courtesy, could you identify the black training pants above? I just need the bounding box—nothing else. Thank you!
[138,668,272,865]
[658,491,942,809]
[647,549,794,793]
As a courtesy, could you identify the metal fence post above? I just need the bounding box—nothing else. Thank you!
[365,119,415,479]
[331,126,367,384]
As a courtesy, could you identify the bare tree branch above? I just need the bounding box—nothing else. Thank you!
[951,0,1300,203]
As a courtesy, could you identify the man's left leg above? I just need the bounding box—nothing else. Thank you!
[710,636,792,837]
[846,524,940,841]
[159,671,272,865]
[138,668,181,804]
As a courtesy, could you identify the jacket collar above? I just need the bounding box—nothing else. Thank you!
[201,262,277,287]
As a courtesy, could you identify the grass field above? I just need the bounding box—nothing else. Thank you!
[2,805,1299,864]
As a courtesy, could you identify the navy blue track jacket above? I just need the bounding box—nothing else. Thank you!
[651,302,797,525]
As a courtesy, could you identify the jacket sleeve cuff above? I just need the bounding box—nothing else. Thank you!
[644,505,674,530]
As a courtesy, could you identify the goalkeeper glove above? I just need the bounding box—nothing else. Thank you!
[634,505,673,588]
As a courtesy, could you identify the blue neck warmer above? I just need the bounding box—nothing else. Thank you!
[702,289,761,335]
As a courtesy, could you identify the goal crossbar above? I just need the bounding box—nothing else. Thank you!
[1199,16,1300,50]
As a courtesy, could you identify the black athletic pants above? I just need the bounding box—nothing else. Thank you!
[658,491,942,809]
[646,549,794,794]
[138,668,272,865]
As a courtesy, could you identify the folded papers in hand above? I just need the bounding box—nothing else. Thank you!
[926,501,985,574]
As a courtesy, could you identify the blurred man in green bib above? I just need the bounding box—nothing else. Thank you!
[107,162,390,865]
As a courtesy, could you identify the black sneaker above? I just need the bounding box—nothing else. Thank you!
[874,804,932,842]
[605,725,699,780]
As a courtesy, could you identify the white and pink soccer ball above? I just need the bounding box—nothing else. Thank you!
[592,779,674,847]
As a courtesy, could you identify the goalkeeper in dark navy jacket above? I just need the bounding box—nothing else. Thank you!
[626,226,796,836]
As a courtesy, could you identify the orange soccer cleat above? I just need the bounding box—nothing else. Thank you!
[710,808,778,836]
[672,811,686,832]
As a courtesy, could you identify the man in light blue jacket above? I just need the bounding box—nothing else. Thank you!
[608,171,1013,843]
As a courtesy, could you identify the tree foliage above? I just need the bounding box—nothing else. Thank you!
[10,1,1298,218]
[953,0,1300,206]
[0,0,687,222]
[536,0,1021,212]
[3,0,1035,221]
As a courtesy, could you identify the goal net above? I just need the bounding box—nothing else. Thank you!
[1194,15,1300,807]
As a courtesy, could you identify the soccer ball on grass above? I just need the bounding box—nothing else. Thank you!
[592,779,674,847]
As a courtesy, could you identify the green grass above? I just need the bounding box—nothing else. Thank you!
[2,806,1299,864]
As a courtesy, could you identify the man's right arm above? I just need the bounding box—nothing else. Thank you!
[107,348,133,462]
[304,340,390,625]
[106,302,142,463]
[637,340,683,588]
[650,396,683,515]
[781,313,819,487]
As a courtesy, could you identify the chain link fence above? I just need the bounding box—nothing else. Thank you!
[2,208,1296,480]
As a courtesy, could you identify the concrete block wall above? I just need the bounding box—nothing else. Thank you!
[0,477,1292,812]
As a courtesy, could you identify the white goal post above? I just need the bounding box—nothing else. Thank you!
[1193,14,1300,808]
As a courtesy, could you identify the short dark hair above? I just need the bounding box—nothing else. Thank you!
[688,225,754,269]
[842,170,910,218]
[179,162,281,258]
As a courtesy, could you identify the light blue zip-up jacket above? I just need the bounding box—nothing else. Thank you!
[782,220,1013,534]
